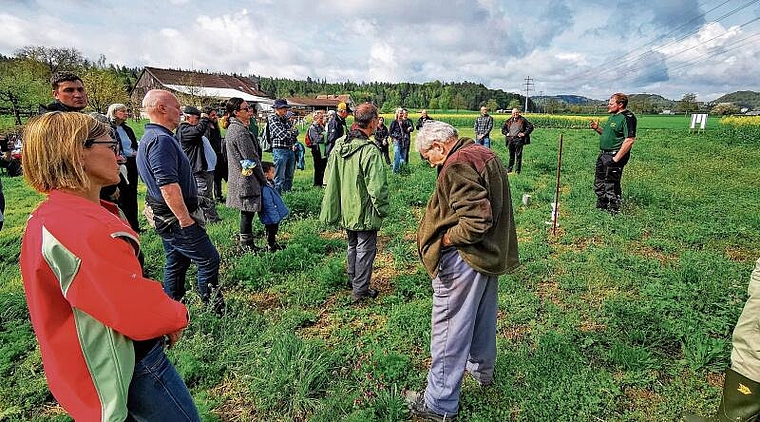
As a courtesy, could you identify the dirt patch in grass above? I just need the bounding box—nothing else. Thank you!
[500,323,530,343]
[623,387,663,411]
[299,294,341,340]
[536,280,564,308]
[707,371,725,388]
[209,377,257,421]
[726,246,754,262]
[248,291,282,312]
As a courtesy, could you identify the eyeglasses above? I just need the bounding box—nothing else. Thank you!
[239,106,252,112]
[84,139,120,155]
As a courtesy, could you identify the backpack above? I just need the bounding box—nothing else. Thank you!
[259,124,272,153]
[304,130,312,147]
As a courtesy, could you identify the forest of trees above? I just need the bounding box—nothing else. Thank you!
[256,76,534,113]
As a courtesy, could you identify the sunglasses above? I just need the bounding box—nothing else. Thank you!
[84,139,120,155]
[239,106,252,112]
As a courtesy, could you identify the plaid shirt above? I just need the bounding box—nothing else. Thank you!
[474,114,494,137]
[268,113,294,149]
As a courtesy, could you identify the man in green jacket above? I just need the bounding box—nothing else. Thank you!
[320,103,389,303]
[406,120,519,421]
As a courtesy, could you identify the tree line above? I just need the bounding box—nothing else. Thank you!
[257,76,534,113]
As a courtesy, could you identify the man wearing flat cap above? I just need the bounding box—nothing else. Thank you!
[326,102,351,157]
[267,99,298,193]
[175,105,221,223]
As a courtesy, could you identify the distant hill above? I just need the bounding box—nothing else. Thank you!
[629,93,676,110]
[713,90,760,109]
[535,95,599,104]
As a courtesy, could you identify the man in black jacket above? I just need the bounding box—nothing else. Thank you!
[175,106,221,223]
[326,102,351,157]
[500,108,534,174]
[204,107,226,203]
[41,72,88,112]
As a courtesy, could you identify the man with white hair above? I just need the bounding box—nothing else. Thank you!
[137,89,224,314]
[406,120,519,421]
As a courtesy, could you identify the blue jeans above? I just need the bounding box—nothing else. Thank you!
[272,148,295,194]
[424,248,498,416]
[392,140,405,174]
[160,222,220,303]
[476,135,491,149]
[127,342,200,421]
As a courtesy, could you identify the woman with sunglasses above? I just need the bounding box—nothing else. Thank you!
[221,98,268,252]
[20,112,199,421]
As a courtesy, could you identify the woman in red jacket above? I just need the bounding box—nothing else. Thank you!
[20,112,199,421]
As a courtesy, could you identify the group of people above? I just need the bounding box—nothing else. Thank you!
[16,70,751,422]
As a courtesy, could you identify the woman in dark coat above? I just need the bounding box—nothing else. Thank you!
[222,97,267,252]
[107,104,140,231]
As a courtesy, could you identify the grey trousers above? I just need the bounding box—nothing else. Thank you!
[424,248,498,416]
[731,257,760,381]
[346,229,378,298]
[194,171,220,221]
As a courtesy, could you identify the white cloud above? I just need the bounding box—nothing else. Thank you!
[0,1,757,101]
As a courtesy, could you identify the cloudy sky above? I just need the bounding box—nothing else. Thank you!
[1,0,759,101]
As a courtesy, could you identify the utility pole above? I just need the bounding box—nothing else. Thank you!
[524,76,534,112]
[539,90,544,113]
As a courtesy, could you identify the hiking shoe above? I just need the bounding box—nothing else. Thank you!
[351,288,378,304]
[404,390,457,422]
[268,243,286,252]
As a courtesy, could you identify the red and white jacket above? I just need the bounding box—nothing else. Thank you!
[21,190,188,421]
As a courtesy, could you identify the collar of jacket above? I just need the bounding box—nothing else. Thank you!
[437,137,475,175]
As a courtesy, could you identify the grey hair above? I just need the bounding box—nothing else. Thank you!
[415,120,458,153]
[107,103,127,120]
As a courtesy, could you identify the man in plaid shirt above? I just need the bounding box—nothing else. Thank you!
[268,99,298,193]
[473,106,494,149]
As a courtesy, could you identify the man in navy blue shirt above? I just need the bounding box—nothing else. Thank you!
[137,89,224,314]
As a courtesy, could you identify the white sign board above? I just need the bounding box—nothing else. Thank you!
[690,113,708,131]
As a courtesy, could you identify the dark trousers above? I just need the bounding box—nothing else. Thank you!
[380,146,391,165]
[265,223,279,247]
[240,210,256,234]
[507,142,524,173]
[213,154,227,200]
[594,152,630,212]
[120,157,140,232]
[311,147,327,186]
[160,223,220,303]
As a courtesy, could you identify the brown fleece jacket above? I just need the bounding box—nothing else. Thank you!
[417,137,519,278]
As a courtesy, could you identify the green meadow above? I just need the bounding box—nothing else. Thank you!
[1,113,759,421]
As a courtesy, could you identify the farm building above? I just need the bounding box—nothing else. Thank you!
[130,67,274,115]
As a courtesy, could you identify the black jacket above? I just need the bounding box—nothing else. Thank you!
[500,116,534,145]
[175,118,211,173]
[113,121,138,154]
[40,101,85,113]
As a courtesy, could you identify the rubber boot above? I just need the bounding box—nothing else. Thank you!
[685,368,760,422]
[238,233,264,253]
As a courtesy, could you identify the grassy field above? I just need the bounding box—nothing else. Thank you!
[1,118,759,421]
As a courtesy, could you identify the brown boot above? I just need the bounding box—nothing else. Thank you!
[685,368,760,422]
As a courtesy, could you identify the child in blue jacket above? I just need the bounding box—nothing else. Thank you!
[260,162,289,251]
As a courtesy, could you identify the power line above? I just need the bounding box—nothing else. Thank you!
[588,15,760,85]
[570,0,760,82]
[586,0,734,74]
[523,76,534,112]
[593,0,760,79]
